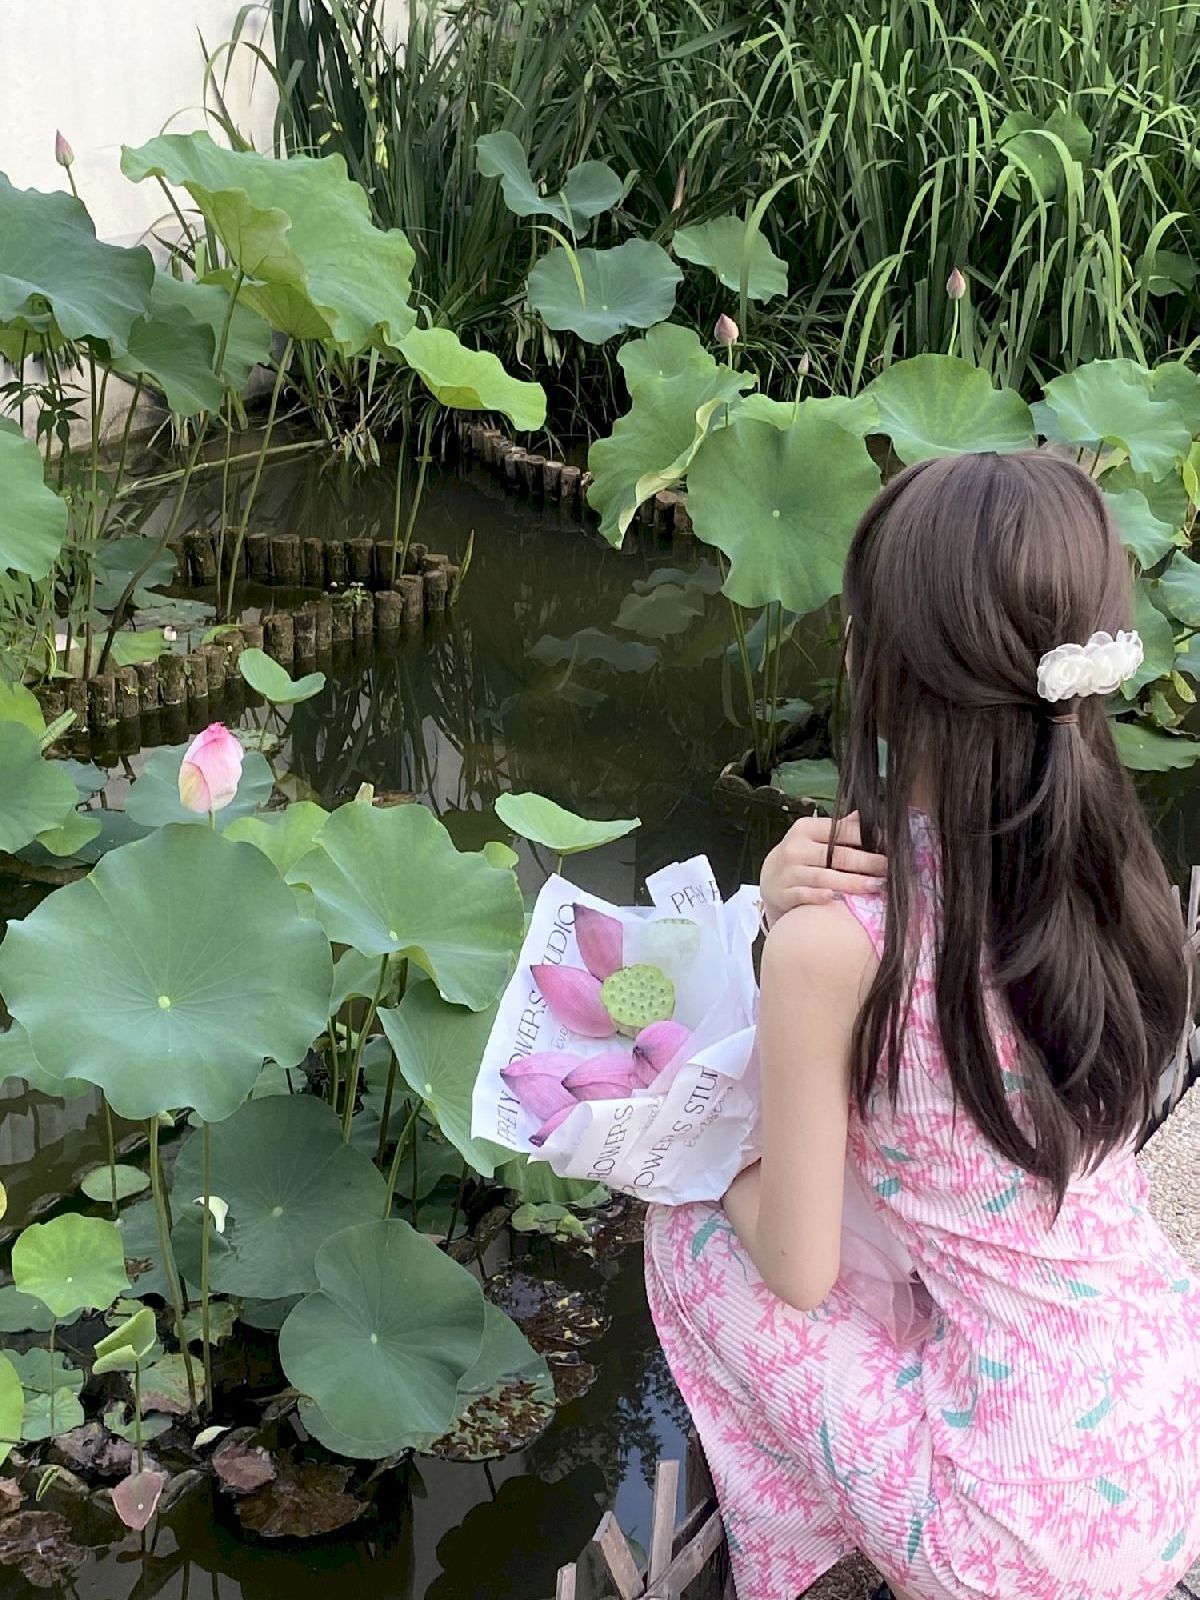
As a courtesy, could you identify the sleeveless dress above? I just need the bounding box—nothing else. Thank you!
[644,826,1200,1600]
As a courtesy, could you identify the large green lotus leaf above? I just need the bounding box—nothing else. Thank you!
[687,410,881,613]
[0,825,332,1122]
[0,681,46,733]
[226,802,330,876]
[1150,361,1200,435]
[475,133,622,228]
[21,1388,85,1442]
[124,743,274,830]
[149,270,271,390]
[238,647,325,706]
[0,721,80,854]
[1155,553,1200,628]
[672,215,788,301]
[587,360,754,544]
[0,1353,22,1462]
[0,419,68,579]
[287,803,523,1011]
[397,327,546,432]
[616,322,721,395]
[770,758,841,808]
[1104,484,1178,568]
[494,792,640,855]
[1128,583,1175,694]
[172,1096,385,1300]
[1104,463,1190,533]
[1038,360,1190,480]
[997,108,1092,198]
[0,174,153,347]
[378,987,508,1178]
[866,355,1034,464]
[279,1219,486,1448]
[527,241,682,344]
[111,280,226,416]
[741,391,879,439]
[7,1348,84,1395]
[425,1300,554,1462]
[12,1215,129,1319]
[0,1021,91,1099]
[121,133,416,355]
[1111,720,1200,771]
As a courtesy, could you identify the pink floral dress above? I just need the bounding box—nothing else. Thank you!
[645,829,1200,1600]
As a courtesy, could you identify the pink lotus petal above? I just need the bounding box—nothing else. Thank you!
[633,1021,692,1084]
[530,1104,576,1147]
[500,1053,578,1121]
[178,723,243,814]
[563,1051,640,1102]
[530,963,612,1038]
[112,1468,167,1531]
[573,905,623,981]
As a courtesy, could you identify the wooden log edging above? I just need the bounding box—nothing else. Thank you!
[454,419,696,544]
[168,530,454,596]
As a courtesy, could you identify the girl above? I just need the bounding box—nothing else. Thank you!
[645,452,1200,1600]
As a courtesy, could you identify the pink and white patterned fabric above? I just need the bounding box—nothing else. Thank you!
[645,824,1200,1599]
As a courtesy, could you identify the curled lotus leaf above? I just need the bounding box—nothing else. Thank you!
[672,214,788,301]
[0,421,70,581]
[424,1303,554,1462]
[475,132,623,229]
[397,326,546,433]
[494,791,640,856]
[238,648,325,707]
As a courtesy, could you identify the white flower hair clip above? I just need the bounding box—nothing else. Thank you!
[1037,630,1144,704]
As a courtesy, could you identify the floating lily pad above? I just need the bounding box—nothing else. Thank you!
[475,133,623,229]
[424,1303,554,1462]
[866,355,1035,464]
[7,1349,84,1395]
[379,986,509,1177]
[687,409,880,613]
[615,584,705,640]
[527,629,660,673]
[279,1220,486,1451]
[495,791,640,856]
[288,801,523,1011]
[527,241,682,343]
[1038,360,1190,481]
[80,1164,149,1204]
[1110,720,1200,771]
[238,648,326,706]
[398,327,546,432]
[213,1437,276,1493]
[483,1271,609,1353]
[124,743,274,830]
[0,720,80,854]
[672,214,788,301]
[0,824,332,1122]
[103,1404,172,1446]
[172,1095,386,1300]
[112,1468,167,1531]
[0,420,69,581]
[12,1214,129,1320]
[0,1288,61,1336]
[21,1389,85,1442]
[236,1458,366,1539]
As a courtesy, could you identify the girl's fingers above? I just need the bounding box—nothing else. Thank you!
[795,866,884,896]
[828,843,888,877]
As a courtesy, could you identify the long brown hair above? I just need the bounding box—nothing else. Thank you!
[838,450,1188,1203]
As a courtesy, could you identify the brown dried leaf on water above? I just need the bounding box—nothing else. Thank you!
[0,1510,87,1588]
[213,1438,277,1494]
[0,1480,21,1514]
[426,1377,555,1464]
[53,1422,135,1480]
[111,1468,168,1532]
[236,1460,365,1539]
[588,1195,647,1261]
[483,1271,609,1353]
[546,1352,597,1405]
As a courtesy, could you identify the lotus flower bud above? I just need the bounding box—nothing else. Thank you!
[530,1103,576,1148]
[177,722,244,814]
[798,351,811,377]
[55,131,74,170]
[714,313,739,348]
[500,1054,577,1121]
[947,267,967,301]
[633,1020,691,1084]
[530,963,612,1037]
[563,1051,642,1102]
[573,904,623,981]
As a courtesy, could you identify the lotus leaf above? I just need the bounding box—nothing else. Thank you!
[1139,251,1198,299]
[425,1302,554,1461]
[0,1020,90,1099]
[686,409,880,613]
[148,270,272,390]
[5,1350,84,1394]
[587,345,753,543]
[475,133,622,228]
[527,241,682,343]
[1038,360,1190,480]
[398,327,546,432]
[0,1354,21,1461]
[617,322,721,395]
[121,133,416,355]
[280,1220,486,1450]
[236,1458,366,1537]
[672,214,787,301]
[0,174,153,348]
[92,535,176,611]
[0,722,81,854]
[770,759,841,807]
[92,1306,158,1374]
[1105,463,1190,534]
[494,792,640,855]
[0,825,332,1122]
[180,1299,239,1349]
[37,811,102,859]
[12,1215,129,1320]
[1128,585,1175,695]
[0,420,69,580]
[379,987,508,1177]
[1110,721,1200,771]
[172,1096,386,1299]
[110,297,224,417]
[1150,361,1200,434]
[866,355,1034,464]
[296,1395,416,1461]
[1104,485,1177,568]
[0,682,47,733]
[226,802,330,876]
[141,1351,204,1414]
[238,647,325,706]
[21,1389,84,1441]
[741,391,879,439]
[1155,553,1200,628]
[124,743,274,829]
[615,583,705,639]
[527,629,660,673]
[997,108,1092,197]
[80,1165,149,1204]
[288,802,523,1011]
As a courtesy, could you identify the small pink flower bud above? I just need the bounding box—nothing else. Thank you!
[500,1054,577,1121]
[177,722,243,813]
[55,131,74,170]
[573,904,623,981]
[947,267,967,301]
[798,351,811,377]
[714,313,739,348]
[563,1051,641,1102]
[530,963,613,1037]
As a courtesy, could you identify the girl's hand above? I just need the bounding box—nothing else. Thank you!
[760,812,887,927]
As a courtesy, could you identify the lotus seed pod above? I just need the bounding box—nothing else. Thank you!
[601,964,676,1037]
[626,916,701,972]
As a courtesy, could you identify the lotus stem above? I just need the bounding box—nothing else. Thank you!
[48,1319,56,1441]
[397,403,437,580]
[224,336,295,620]
[133,1363,144,1474]
[341,957,389,1144]
[381,1102,421,1218]
[375,1049,400,1166]
[200,1121,214,1411]
[103,1097,119,1218]
[444,1161,469,1245]
[326,1016,341,1112]
[148,1119,200,1419]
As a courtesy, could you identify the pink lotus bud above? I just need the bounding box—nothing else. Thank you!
[112,1469,167,1532]
[946,267,967,301]
[530,1104,576,1147]
[563,1050,641,1102]
[500,1053,577,1121]
[530,963,612,1038]
[55,131,74,170]
[714,313,739,348]
[633,1021,691,1084]
[177,722,244,813]
[573,904,623,981]
[798,351,811,377]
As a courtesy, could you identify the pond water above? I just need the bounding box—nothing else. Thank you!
[4,446,1199,1597]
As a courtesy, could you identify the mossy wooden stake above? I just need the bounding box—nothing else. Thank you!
[325,541,348,589]
[543,459,563,501]
[292,608,317,660]
[184,532,218,585]
[245,534,271,583]
[312,598,334,654]
[375,590,403,633]
[239,622,264,653]
[302,537,325,588]
[348,539,374,586]
[263,613,295,665]
[396,575,424,626]
[331,595,355,645]
[423,567,449,613]
[351,592,374,644]
[200,643,227,695]
[560,464,582,511]
[88,674,117,730]
[160,654,187,707]
[184,651,209,710]
[34,685,66,725]
[114,667,140,722]
[65,679,89,734]
[134,660,161,712]
[270,534,302,586]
